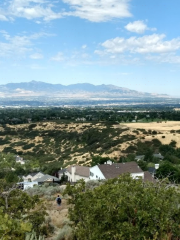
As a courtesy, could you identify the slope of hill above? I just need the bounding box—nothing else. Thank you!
[0,121,180,173]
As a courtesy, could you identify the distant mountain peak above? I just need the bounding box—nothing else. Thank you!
[0,81,169,98]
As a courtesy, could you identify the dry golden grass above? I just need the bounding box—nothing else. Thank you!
[123,121,180,131]
[122,121,180,148]
[2,120,180,164]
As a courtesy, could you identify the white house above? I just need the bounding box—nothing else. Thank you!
[90,161,144,180]
[58,168,67,179]
[18,181,38,190]
[15,155,25,165]
[66,165,90,182]
[23,172,45,182]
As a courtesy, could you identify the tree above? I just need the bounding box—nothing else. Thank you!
[64,175,180,240]
[137,160,148,171]
[144,148,153,162]
[5,172,19,183]
[155,161,180,183]
[0,181,47,239]
[91,156,113,167]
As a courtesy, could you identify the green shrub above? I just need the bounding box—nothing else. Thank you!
[54,225,73,240]
[22,143,35,150]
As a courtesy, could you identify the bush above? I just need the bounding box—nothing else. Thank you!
[28,124,37,130]
[152,138,162,147]
[64,175,180,240]
[26,185,61,197]
[85,180,104,190]
[54,225,73,240]
[22,143,35,150]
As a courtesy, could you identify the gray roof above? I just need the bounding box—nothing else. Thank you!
[148,167,156,174]
[67,166,90,177]
[27,172,43,177]
[98,162,143,179]
[153,153,164,159]
[35,174,59,182]
[144,171,156,183]
[135,155,145,160]
[58,168,67,174]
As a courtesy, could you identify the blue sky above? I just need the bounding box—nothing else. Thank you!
[0,0,180,96]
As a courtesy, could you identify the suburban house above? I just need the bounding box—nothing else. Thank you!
[18,175,59,190]
[18,181,38,190]
[153,153,164,160]
[19,173,60,190]
[148,164,160,177]
[63,161,156,183]
[15,155,25,165]
[35,174,60,183]
[135,153,164,161]
[135,155,145,161]
[89,161,155,182]
[58,168,67,179]
[23,172,44,182]
[143,171,157,182]
[65,165,90,182]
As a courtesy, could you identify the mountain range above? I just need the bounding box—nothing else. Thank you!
[0,81,169,99]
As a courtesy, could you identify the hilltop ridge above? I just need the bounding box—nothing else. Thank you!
[0,81,169,99]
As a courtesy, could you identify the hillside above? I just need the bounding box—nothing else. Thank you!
[1,121,180,173]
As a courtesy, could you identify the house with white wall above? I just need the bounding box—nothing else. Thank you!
[64,161,155,183]
[58,168,67,180]
[90,161,144,180]
[66,165,90,182]
[18,181,38,190]
[23,172,44,182]
[15,155,25,165]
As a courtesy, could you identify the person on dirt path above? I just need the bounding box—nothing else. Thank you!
[56,195,61,207]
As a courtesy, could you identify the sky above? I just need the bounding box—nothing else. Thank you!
[0,0,180,96]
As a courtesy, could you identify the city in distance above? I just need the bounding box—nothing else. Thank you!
[0,80,178,108]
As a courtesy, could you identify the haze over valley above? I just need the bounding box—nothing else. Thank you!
[0,81,177,107]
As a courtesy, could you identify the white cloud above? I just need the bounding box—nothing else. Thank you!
[125,20,156,34]
[63,0,132,22]
[0,0,132,22]
[97,34,180,55]
[146,53,180,64]
[51,52,64,61]
[30,53,43,59]
[125,20,147,34]
[82,44,87,49]
[0,30,48,58]
[0,14,8,21]
[0,0,63,21]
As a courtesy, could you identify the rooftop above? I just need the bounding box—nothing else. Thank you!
[67,166,90,177]
[35,174,59,182]
[144,171,157,183]
[98,162,143,179]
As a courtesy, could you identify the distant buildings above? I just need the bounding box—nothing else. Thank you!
[135,153,164,161]
[75,117,86,122]
[19,171,60,190]
[15,155,25,165]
